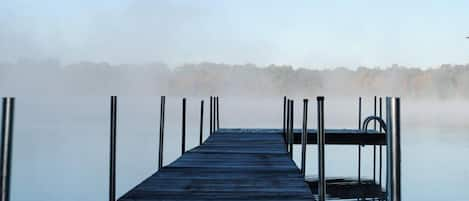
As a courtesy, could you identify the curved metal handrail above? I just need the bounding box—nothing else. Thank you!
[362,116,387,133]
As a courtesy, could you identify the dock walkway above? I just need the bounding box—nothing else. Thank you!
[118,128,313,201]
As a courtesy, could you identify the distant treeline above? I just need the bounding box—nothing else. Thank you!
[1,60,469,98]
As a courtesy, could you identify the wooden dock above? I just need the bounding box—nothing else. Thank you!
[118,129,314,201]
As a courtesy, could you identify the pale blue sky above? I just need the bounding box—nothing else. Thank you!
[1,0,469,68]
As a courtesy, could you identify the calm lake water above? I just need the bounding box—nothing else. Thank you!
[7,97,469,201]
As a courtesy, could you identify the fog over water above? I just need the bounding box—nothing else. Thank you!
[3,60,469,98]
[2,60,469,127]
[0,61,468,200]
[2,1,469,200]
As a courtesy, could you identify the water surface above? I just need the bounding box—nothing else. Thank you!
[8,97,469,201]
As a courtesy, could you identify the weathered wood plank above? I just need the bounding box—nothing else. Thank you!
[118,129,314,201]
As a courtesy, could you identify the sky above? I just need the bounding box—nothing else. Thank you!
[1,0,469,68]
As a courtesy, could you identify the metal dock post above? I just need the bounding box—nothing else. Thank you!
[199,100,204,145]
[283,96,287,141]
[379,97,383,186]
[109,96,117,201]
[386,97,401,201]
[300,99,308,177]
[213,97,216,132]
[216,97,220,130]
[373,96,377,182]
[181,98,186,154]
[358,96,362,183]
[158,96,166,169]
[317,96,326,201]
[289,100,294,158]
[1,97,15,201]
[286,99,291,149]
[210,96,213,135]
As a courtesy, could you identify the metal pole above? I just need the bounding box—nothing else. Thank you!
[213,97,216,133]
[209,96,213,135]
[386,97,401,201]
[283,96,287,141]
[317,96,326,201]
[358,96,362,183]
[109,96,117,201]
[300,99,308,177]
[373,96,377,182]
[199,100,204,145]
[374,96,377,129]
[216,96,220,130]
[0,97,14,201]
[158,96,165,169]
[289,100,294,158]
[285,100,291,148]
[379,97,383,186]
[181,98,186,154]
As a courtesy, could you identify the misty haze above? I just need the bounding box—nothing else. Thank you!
[1,1,469,201]
[3,61,469,98]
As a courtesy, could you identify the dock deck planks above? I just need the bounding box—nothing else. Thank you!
[118,129,313,201]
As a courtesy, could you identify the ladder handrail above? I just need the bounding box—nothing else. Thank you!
[362,116,387,133]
